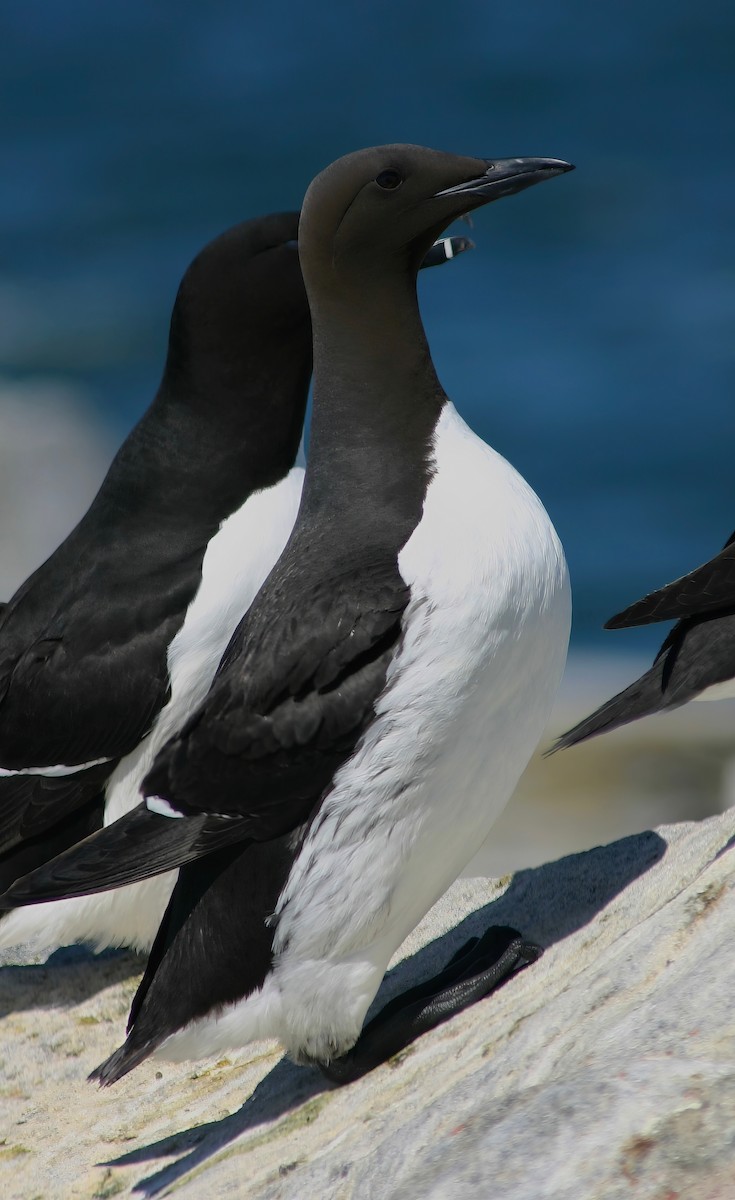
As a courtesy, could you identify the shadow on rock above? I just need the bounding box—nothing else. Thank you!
[0,945,143,1016]
[100,828,666,1194]
[106,1055,326,1196]
[367,828,668,1013]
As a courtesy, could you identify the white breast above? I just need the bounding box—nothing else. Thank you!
[166,403,570,1064]
[0,468,304,954]
[693,677,735,702]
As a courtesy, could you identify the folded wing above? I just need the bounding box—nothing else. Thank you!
[2,554,410,905]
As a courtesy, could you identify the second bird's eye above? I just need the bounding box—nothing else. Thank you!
[375,169,403,190]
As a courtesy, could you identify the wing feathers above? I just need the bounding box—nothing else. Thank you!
[0,804,245,907]
[607,539,735,630]
[0,762,112,855]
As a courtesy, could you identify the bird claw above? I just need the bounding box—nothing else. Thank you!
[320,924,542,1085]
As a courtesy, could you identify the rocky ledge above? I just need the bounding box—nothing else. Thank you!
[1,807,734,1199]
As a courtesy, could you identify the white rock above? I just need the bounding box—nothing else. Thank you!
[1,808,734,1198]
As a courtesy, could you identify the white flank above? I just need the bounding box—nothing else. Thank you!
[693,678,735,702]
[0,468,304,954]
[158,402,571,1064]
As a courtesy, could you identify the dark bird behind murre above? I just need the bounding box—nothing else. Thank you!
[3,146,573,1083]
[554,528,735,751]
[0,213,312,953]
[0,217,464,958]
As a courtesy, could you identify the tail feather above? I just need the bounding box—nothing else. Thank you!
[0,803,246,908]
[88,835,298,1086]
[607,533,735,630]
[89,1038,157,1088]
[549,663,673,752]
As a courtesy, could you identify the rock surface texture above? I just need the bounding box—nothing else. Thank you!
[1,809,734,1199]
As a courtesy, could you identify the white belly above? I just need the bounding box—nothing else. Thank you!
[693,678,735,702]
[0,469,304,955]
[158,403,570,1063]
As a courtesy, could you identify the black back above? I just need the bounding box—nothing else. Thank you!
[0,214,311,771]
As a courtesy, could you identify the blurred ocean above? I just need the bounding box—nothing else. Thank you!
[0,2,734,863]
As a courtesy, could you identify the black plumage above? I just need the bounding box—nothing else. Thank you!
[0,213,311,893]
[0,225,469,910]
[0,763,112,855]
[605,530,735,629]
[554,529,735,750]
[4,146,571,1080]
[2,556,410,901]
[90,835,298,1085]
[0,214,309,772]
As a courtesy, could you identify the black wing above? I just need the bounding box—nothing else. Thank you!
[0,803,246,906]
[0,761,113,855]
[606,530,735,630]
[146,554,410,829]
[2,555,409,903]
[0,790,104,895]
[0,544,194,770]
[0,376,248,773]
[553,608,735,751]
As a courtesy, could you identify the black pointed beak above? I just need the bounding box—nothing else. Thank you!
[420,234,475,269]
[434,157,574,205]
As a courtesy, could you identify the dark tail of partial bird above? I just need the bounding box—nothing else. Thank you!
[605,530,735,629]
[89,835,297,1086]
[0,793,103,897]
[89,1038,157,1088]
[548,661,676,753]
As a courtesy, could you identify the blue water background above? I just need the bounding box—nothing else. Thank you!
[1,1,734,652]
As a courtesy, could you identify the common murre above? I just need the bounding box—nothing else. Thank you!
[4,146,572,1083]
[0,212,311,951]
[554,527,735,750]
[0,215,465,956]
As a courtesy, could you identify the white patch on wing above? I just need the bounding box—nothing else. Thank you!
[146,796,184,819]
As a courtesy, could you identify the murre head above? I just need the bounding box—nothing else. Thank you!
[165,211,310,400]
[153,206,472,503]
[163,207,473,409]
[299,144,573,284]
[157,212,313,492]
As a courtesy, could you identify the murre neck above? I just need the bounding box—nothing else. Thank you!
[97,228,311,529]
[302,267,445,523]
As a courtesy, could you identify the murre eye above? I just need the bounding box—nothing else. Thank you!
[375,169,403,190]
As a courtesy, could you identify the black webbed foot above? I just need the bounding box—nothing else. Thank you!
[320,925,542,1085]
